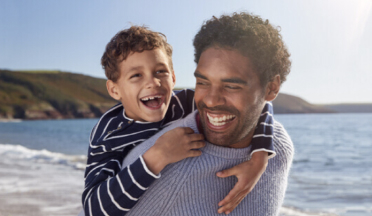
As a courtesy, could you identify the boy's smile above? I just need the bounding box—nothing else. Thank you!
[107,48,175,122]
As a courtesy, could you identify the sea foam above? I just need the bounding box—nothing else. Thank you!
[0,143,87,170]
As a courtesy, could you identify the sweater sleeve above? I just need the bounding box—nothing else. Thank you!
[250,102,276,158]
[82,145,160,216]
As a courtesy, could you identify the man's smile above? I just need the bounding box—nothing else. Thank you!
[203,110,237,131]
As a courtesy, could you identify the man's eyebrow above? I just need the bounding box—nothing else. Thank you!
[221,77,247,85]
[194,71,208,80]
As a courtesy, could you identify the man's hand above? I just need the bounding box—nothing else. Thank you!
[143,127,205,175]
[216,151,269,214]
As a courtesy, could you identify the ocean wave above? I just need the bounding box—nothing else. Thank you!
[280,206,339,216]
[0,143,87,170]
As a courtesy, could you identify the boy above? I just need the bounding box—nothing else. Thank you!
[82,26,275,216]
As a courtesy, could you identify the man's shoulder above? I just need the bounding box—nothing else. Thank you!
[272,120,294,161]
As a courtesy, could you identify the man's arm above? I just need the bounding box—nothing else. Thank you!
[216,102,276,214]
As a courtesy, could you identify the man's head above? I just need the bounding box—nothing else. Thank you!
[193,12,291,148]
[103,26,176,122]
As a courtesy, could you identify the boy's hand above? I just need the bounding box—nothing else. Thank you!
[143,127,205,175]
[216,151,269,215]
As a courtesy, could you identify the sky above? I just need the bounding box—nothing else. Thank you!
[1,0,371,104]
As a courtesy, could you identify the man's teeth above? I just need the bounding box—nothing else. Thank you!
[207,113,235,126]
[141,95,162,101]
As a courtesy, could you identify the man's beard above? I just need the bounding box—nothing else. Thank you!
[197,101,262,147]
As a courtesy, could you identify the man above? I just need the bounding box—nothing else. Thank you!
[120,12,293,215]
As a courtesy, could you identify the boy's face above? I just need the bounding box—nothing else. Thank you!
[107,48,175,122]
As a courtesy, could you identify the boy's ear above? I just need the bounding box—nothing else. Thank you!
[171,70,176,87]
[265,75,281,101]
[106,80,121,101]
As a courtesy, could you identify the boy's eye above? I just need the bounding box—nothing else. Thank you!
[156,70,168,74]
[130,74,141,79]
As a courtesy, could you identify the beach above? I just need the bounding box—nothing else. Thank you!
[0,113,371,216]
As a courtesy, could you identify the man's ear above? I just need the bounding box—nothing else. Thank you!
[265,75,281,101]
[106,80,121,101]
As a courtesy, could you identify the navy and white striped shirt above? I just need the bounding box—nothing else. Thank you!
[82,89,275,216]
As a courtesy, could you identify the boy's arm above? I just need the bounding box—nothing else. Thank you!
[216,102,275,214]
[82,146,160,216]
[83,127,205,216]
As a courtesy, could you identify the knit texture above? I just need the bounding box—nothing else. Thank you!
[122,111,294,216]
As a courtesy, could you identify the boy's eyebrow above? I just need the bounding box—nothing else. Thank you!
[127,66,144,73]
[194,71,247,85]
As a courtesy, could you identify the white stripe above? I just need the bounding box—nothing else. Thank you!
[107,178,130,211]
[85,163,106,180]
[250,149,276,159]
[90,104,123,143]
[260,111,273,117]
[117,175,139,201]
[88,197,93,216]
[85,159,121,180]
[84,187,94,209]
[85,162,98,168]
[128,166,147,190]
[111,139,146,151]
[105,128,158,141]
[252,134,274,138]
[260,122,274,127]
[101,168,115,176]
[97,185,109,216]
[266,102,273,106]
[139,155,161,179]
[173,93,185,118]
[123,108,153,124]
[172,104,176,119]
[90,116,118,151]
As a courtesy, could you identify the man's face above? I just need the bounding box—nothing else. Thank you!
[112,48,175,122]
[194,47,266,148]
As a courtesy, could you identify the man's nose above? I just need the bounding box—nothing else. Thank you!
[203,87,225,108]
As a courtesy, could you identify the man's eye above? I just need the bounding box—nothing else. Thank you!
[225,85,240,89]
[130,74,141,79]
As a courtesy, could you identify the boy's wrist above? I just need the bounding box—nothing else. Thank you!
[250,151,269,165]
[142,146,169,175]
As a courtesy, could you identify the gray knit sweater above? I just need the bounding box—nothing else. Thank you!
[122,111,294,216]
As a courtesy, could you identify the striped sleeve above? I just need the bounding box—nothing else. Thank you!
[250,102,276,158]
[82,149,160,216]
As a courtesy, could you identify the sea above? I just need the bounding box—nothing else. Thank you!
[0,113,371,216]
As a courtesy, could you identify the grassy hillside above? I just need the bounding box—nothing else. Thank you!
[272,93,335,114]
[0,70,116,119]
[3,69,365,120]
[323,103,372,113]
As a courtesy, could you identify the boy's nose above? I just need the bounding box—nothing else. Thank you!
[145,77,161,88]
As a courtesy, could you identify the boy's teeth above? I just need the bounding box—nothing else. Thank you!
[141,95,162,101]
[207,113,235,126]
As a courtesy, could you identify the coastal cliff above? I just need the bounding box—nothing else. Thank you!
[1,69,370,120]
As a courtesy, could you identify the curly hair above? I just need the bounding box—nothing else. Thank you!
[101,26,173,82]
[193,12,291,86]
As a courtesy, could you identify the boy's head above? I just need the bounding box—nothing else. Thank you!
[102,26,176,122]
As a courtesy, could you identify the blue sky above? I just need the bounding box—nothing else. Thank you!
[1,0,371,104]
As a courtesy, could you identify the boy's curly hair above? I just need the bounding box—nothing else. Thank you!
[193,12,291,86]
[101,26,173,82]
